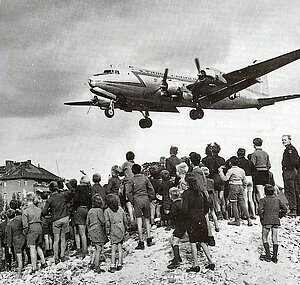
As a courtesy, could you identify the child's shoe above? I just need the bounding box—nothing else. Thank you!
[108,267,116,273]
[207,236,216,246]
[271,257,278,264]
[95,267,106,273]
[167,261,180,269]
[146,237,153,247]
[135,241,145,250]
[259,254,272,262]
[228,220,240,226]
[40,262,47,269]
[116,265,123,271]
[205,263,215,270]
[186,266,200,273]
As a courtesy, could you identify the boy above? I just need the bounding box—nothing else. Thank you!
[167,187,185,269]
[6,209,25,278]
[258,184,288,263]
[22,192,47,273]
[127,164,155,249]
[219,156,253,226]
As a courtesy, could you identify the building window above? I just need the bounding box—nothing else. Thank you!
[24,180,28,186]
[3,193,7,201]
[3,182,6,188]
[18,180,21,187]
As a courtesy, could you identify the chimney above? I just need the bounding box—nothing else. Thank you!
[27,160,31,164]
[5,160,15,173]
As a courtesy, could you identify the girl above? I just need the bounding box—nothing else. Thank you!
[86,194,108,273]
[182,173,215,272]
[258,184,288,263]
[104,194,127,273]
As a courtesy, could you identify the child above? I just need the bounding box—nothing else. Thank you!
[160,170,174,229]
[127,164,155,249]
[182,173,215,272]
[104,194,127,273]
[87,194,108,273]
[6,209,26,278]
[149,165,162,226]
[0,213,9,272]
[219,156,253,227]
[258,184,288,263]
[91,173,106,208]
[167,187,185,269]
[176,162,189,194]
[22,192,47,273]
[107,165,122,196]
[201,167,219,232]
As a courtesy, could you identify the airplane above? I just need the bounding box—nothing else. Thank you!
[65,49,300,128]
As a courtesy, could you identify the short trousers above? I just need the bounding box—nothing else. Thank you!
[13,235,26,254]
[253,170,270,185]
[27,223,43,246]
[173,224,187,239]
[53,216,70,235]
[263,224,279,229]
[186,221,208,243]
[74,207,88,225]
[133,196,151,219]
[228,184,245,202]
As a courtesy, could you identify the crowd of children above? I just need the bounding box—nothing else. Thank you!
[0,139,293,278]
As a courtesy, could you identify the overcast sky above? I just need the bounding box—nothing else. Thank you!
[0,0,300,184]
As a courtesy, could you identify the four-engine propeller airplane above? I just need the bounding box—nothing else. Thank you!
[65,49,300,128]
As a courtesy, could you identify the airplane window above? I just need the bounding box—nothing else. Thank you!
[103,70,114,74]
[115,70,120,74]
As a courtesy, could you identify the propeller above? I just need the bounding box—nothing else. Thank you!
[151,68,169,96]
[87,95,99,115]
[195,58,201,75]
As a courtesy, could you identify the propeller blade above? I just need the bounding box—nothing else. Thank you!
[162,68,168,85]
[87,105,92,115]
[195,58,201,74]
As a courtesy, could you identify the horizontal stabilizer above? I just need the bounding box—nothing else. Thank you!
[258,94,300,106]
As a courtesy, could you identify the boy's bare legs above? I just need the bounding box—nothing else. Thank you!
[78,225,87,253]
[16,253,23,278]
[136,217,143,241]
[117,243,123,266]
[29,245,37,271]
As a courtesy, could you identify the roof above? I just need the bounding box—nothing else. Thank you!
[0,161,60,181]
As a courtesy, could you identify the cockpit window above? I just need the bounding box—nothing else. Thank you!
[93,70,120,76]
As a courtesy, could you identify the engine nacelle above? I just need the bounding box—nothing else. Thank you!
[165,80,183,96]
[205,68,227,84]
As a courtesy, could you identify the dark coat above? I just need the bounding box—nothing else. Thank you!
[258,195,288,226]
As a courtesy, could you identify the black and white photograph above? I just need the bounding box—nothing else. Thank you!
[0,0,299,284]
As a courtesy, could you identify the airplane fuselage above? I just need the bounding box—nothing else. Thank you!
[89,67,265,111]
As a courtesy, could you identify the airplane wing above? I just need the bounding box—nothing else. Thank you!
[64,97,110,108]
[195,49,300,106]
[258,94,300,106]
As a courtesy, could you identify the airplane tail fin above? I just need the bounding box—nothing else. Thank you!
[249,75,269,97]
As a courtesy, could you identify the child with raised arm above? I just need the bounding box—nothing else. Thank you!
[104,194,127,273]
[258,184,288,263]
[87,194,108,273]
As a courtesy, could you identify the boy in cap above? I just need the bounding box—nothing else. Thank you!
[91,173,106,209]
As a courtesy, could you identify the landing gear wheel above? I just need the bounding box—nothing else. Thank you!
[105,108,114,118]
[196,108,204,119]
[189,109,204,120]
[139,118,152,128]
[190,109,199,120]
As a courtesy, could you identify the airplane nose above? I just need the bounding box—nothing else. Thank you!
[88,78,95,87]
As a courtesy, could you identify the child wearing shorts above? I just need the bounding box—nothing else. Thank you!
[87,194,108,273]
[6,209,26,278]
[167,187,185,269]
[104,194,127,273]
[258,184,288,263]
[22,192,47,273]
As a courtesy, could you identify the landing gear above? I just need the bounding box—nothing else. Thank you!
[139,118,153,128]
[189,108,204,120]
[104,101,115,118]
[139,111,153,128]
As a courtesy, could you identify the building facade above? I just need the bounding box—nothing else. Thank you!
[0,160,60,203]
